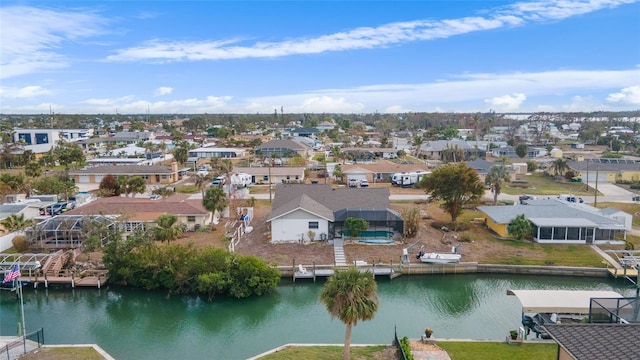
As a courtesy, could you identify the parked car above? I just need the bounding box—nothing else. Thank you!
[360,179,369,187]
[348,178,359,187]
[211,176,226,187]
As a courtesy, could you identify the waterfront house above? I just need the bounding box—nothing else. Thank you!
[544,324,640,360]
[267,184,403,242]
[65,194,210,232]
[478,199,630,244]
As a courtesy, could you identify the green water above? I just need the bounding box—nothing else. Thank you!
[0,274,635,360]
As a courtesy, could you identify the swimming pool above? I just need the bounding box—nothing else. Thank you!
[340,230,394,238]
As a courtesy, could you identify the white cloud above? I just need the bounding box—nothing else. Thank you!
[606,85,640,105]
[80,95,232,113]
[154,87,174,96]
[0,85,52,99]
[484,93,527,111]
[0,6,110,79]
[4,67,639,114]
[106,0,633,62]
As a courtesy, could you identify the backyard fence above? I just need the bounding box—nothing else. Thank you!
[0,328,44,360]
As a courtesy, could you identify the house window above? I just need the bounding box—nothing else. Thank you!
[309,221,319,229]
[295,175,299,180]
[141,175,149,179]
[263,175,268,181]
[187,216,196,222]
[161,175,167,179]
[35,133,49,144]
[286,175,290,180]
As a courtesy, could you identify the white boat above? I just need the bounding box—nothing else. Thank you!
[419,252,461,264]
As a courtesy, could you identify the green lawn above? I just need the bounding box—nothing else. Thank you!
[258,345,388,360]
[439,341,556,360]
[481,238,607,267]
[501,172,597,196]
[20,346,105,360]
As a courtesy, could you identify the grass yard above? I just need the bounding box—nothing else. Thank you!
[501,172,597,196]
[258,345,391,360]
[438,341,557,360]
[19,347,105,360]
[480,238,607,267]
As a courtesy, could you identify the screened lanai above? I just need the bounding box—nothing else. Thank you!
[334,208,404,238]
[26,215,117,249]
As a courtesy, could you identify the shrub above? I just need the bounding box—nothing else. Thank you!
[399,337,414,360]
[401,208,421,238]
[626,241,635,251]
[630,183,640,190]
[12,235,29,252]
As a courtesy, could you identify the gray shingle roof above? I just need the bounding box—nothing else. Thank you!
[269,184,390,221]
[420,140,471,152]
[568,159,640,172]
[478,199,626,229]
[543,324,640,360]
[69,165,175,175]
[256,139,309,151]
[268,194,334,221]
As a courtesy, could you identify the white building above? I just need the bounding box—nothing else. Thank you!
[13,128,93,154]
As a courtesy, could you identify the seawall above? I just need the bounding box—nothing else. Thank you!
[275,262,610,278]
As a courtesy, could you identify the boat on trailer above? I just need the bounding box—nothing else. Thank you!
[418,252,461,264]
[507,289,624,339]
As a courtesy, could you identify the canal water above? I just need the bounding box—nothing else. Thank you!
[0,274,635,360]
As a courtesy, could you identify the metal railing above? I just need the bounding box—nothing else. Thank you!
[0,328,44,360]
[394,325,409,360]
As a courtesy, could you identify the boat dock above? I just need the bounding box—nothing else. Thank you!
[604,249,640,286]
[1,251,108,289]
[292,262,398,282]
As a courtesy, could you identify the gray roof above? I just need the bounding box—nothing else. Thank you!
[543,324,640,360]
[478,199,627,229]
[0,204,31,219]
[268,194,334,221]
[420,140,471,152]
[291,127,319,134]
[465,159,499,174]
[256,139,309,151]
[568,159,640,172]
[269,184,390,221]
[69,165,176,175]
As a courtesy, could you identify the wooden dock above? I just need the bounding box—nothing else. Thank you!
[608,268,638,286]
[293,266,395,282]
[17,270,109,289]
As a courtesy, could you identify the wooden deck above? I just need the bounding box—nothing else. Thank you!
[17,271,109,288]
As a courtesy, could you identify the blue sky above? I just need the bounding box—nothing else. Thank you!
[1,0,639,115]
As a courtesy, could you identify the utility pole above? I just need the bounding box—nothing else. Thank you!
[594,163,599,207]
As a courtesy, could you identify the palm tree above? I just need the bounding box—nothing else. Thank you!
[412,135,424,157]
[551,158,570,177]
[319,267,379,360]
[202,187,227,230]
[485,165,510,205]
[153,214,182,243]
[1,213,34,233]
[194,173,211,197]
